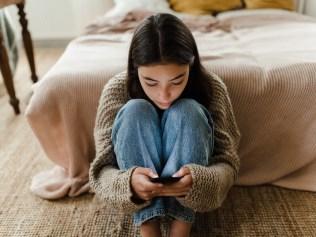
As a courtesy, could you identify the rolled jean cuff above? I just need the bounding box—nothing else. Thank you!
[133,207,195,226]
[133,208,168,226]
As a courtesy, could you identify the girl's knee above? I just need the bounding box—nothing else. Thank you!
[120,99,157,118]
[112,99,160,140]
[167,99,209,124]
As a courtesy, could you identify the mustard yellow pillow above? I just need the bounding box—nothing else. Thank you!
[244,0,295,11]
[169,0,243,15]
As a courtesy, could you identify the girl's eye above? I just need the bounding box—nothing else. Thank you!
[146,83,157,87]
[172,81,183,86]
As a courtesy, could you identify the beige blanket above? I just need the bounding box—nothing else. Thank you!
[26,9,316,199]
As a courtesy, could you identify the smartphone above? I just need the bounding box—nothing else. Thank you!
[150,176,182,184]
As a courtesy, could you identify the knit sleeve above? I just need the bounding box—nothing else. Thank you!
[176,74,241,212]
[89,72,150,213]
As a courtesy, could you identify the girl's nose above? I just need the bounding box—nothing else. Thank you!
[159,89,171,102]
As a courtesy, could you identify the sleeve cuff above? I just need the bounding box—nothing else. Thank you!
[176,163,235,212]
[95,166,151,214]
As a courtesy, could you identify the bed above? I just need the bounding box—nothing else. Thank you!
[25,0,316,199]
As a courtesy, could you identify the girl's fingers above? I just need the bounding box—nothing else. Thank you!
[140,192,154,201]
[143,181,163,191]
[136,177,162,192]
[157,192,189,197]
[136,167,158,178]
[141,189,163,199]
[159,187,191,194]
[172,166,190,178]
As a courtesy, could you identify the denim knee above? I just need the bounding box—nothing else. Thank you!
[111,98,162,171]
[165,98,211,126]
[111,99,158,144]
[121,99,157,119]
[111,98,159,146]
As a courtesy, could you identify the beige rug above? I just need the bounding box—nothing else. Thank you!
[0,48,316,237]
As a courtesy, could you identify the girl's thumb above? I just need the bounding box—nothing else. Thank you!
[172,168,183,177]
[147,169,158,178]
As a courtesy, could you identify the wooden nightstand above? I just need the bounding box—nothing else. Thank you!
[0,0,38,114]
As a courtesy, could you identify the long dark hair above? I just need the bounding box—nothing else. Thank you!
[127,13,213,108]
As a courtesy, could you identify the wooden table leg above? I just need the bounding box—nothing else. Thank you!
[17,2,38,83]
[0,30,20,114]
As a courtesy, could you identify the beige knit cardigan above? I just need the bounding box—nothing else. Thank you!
[89,71,241,213]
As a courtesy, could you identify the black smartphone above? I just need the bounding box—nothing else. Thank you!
[150,176,182,184]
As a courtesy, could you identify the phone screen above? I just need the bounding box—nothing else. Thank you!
[150,176,181,184]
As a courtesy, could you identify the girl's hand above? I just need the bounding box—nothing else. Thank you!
[158,166,193,197]
[131,167,163,201]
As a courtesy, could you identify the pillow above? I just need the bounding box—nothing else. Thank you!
[169,0,243,15]
[104,0,172,24]
[113,0,171,13]
[244,0,295,11]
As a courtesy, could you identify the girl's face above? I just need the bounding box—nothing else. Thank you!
[138,63,190,110]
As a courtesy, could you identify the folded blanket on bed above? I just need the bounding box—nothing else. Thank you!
[26,9,316,199]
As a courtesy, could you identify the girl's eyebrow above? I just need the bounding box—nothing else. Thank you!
[141,72,185,82]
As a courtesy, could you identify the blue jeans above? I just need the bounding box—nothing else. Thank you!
[111,98,214,226]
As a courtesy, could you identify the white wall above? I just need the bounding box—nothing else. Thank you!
[6,0,316,42]
[304,0,316,17]
[7,0,113,41]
